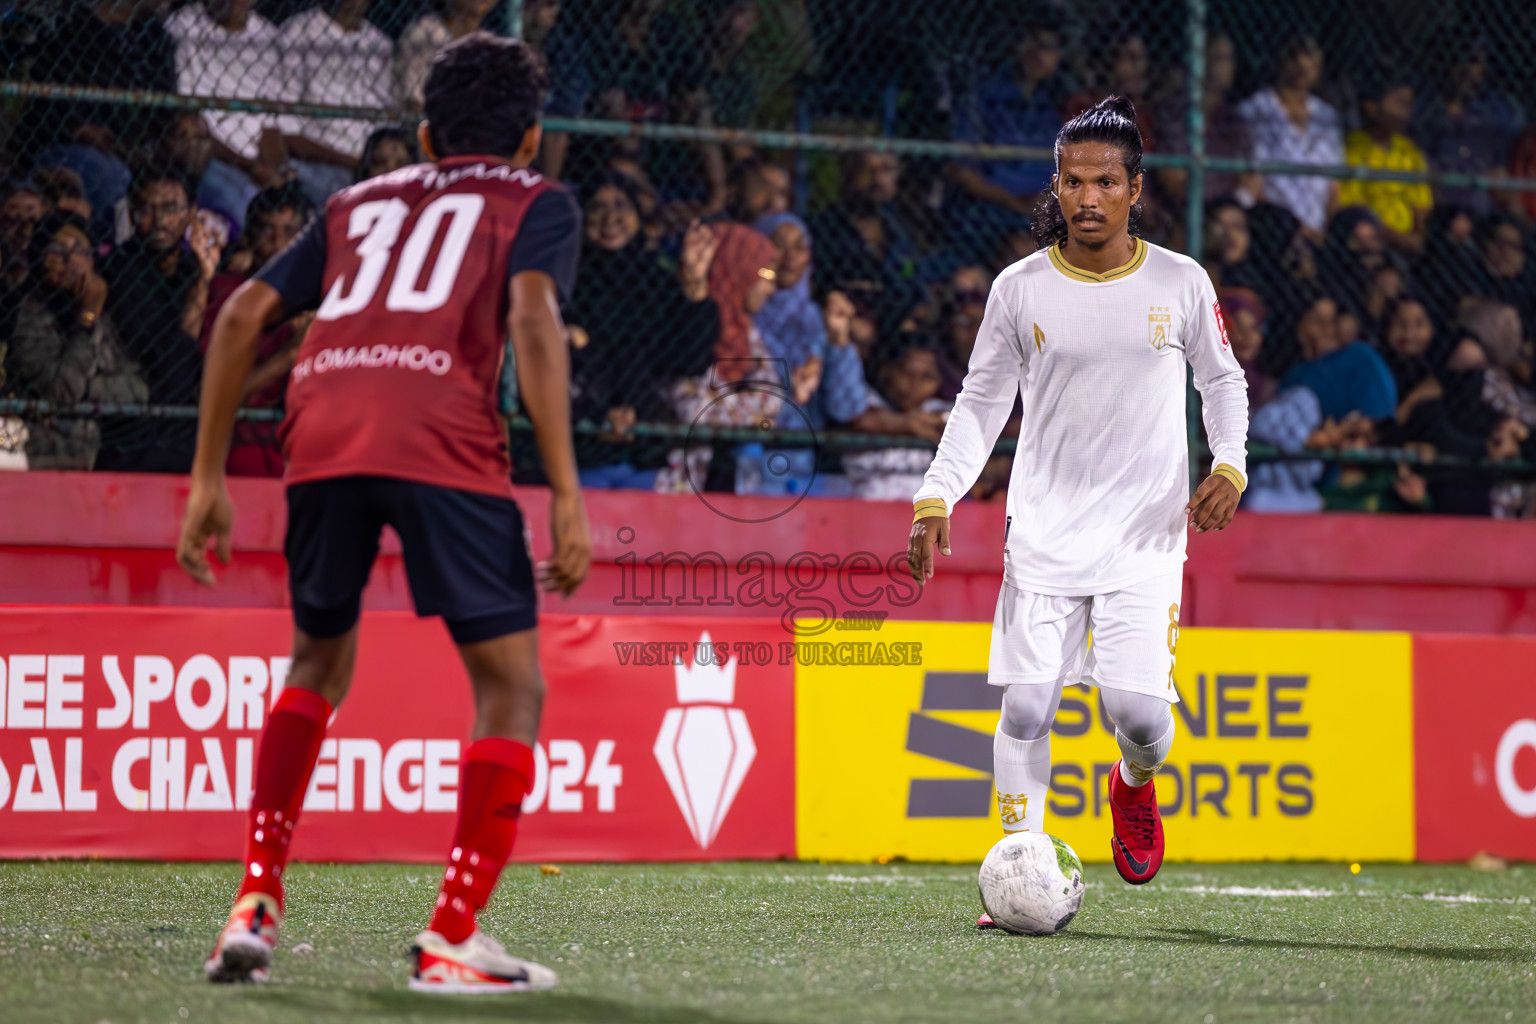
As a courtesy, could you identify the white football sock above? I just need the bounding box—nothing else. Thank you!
[994,726,1051,832]
[1115,714,1174,787]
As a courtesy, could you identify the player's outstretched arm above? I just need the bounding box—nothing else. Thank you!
[509,269,591,597]
[177,280,282,586]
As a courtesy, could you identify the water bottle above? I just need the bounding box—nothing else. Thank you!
[735,442,765,495]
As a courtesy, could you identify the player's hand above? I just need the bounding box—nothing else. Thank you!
[907,515,951,584]
[679,220,719,301]
[176,477,235,586]
[539,490,591,597]
[1184,473,1239,535]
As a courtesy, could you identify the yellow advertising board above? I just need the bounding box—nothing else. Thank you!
[795,622,1414,863]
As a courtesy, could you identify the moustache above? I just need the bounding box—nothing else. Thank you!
[1072,212,1105,223]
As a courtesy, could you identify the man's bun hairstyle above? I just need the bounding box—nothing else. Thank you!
[423,33,548,160]
[1032,95,1145,248]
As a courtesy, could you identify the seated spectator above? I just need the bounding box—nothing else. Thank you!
[136,113,239,249]
[947,19,1072,262]
[1362,261,1408,331]
[96,164,222,472]
[1236,35,1343,239]
[1066,35,1157,147]
[0,182,46,291]
[705,0,763,133]
[201,182,316,476]
[1317,206,1404,339]
[32,167,92,223]
[810,151,927,346]
[564,174,720,490]
[1416,204,1483,325]
[280,0,395,204]
[567,0,725,213]
[1156,34,1260,207]
[1414,35,1526,216]
[357,126,421,182]
[1469,213,1535,330]
[396,0,499,116]
[727,155,791,225]
[1339,76,1433,254]
[927,264,993,375]
[16,0,177,240]
[5,211,147,469]
[657,222,782,493]
[1437,297,1536,516]
[1218,287,1277,411]
[1205,198,1265,293]
[752,212,868,430]
[843,341,952,501]
[165,0,294,230]
[1279,289,1398,421]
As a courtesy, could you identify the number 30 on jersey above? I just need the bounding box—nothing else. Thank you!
[316,194,485,321]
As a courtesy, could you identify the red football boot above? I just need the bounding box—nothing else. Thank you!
[976,912,997,929]
[1108,761,1164,884]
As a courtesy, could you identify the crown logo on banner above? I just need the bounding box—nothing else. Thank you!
[674,631,736,704]
[654,631,756,849]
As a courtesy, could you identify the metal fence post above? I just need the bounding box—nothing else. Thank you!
[1186,0,1207,492]
[1185,0,1206,262]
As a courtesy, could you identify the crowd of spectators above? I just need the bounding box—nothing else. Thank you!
[0,0,1533,515]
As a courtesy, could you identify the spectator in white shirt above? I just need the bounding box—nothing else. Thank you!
[396,0,499,116]
[280,0,395,204]
[165,0,296,223]
[1236,35,1343,241]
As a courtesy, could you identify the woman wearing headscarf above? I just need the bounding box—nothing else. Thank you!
[564,171,721,489]
[1316,205,1406,341]
[658,222,784,493]
[752,211,869,430]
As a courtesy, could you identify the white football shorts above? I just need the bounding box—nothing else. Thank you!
[986,569,1184,702]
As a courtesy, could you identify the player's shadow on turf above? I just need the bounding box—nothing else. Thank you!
[1070,927,1525,964]
[259,988,777,1024]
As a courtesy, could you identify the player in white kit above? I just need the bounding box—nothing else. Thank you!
[906,97,1249,916]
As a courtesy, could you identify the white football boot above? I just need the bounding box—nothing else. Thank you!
[205,892,281,983]
[409,928,558,994]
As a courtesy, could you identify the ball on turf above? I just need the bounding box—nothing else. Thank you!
[977,831,1085,935]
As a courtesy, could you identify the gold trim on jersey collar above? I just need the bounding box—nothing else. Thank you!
[1048,237,1147,283]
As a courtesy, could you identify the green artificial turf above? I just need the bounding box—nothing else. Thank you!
[1,860,1533,1023]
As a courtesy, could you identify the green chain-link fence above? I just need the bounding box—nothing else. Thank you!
[0,0,1533,512]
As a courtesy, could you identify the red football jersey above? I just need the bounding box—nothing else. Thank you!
[259,156,580,497]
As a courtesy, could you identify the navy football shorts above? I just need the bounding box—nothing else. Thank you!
[285,476,537,645]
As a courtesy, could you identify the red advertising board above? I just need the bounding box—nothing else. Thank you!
[0,608,795,862]
[1413,634,1536,861]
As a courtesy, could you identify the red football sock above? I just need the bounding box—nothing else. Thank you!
[236,687,333,911]
[428,738,534,944]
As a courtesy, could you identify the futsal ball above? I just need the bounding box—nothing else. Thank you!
[977,831,1085,935]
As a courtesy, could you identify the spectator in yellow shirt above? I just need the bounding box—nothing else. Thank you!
[1340,78,1433,254]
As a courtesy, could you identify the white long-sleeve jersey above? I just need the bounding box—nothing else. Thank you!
[915,239,1249,595]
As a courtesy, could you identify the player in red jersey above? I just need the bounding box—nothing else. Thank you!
[177,35,589,993]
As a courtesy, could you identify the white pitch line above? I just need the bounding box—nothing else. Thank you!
[1156,884,1532,905]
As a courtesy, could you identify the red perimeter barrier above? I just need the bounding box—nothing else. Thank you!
[0,607,794,862]
[1412,634,1536,861]
[0,471,1534,633]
